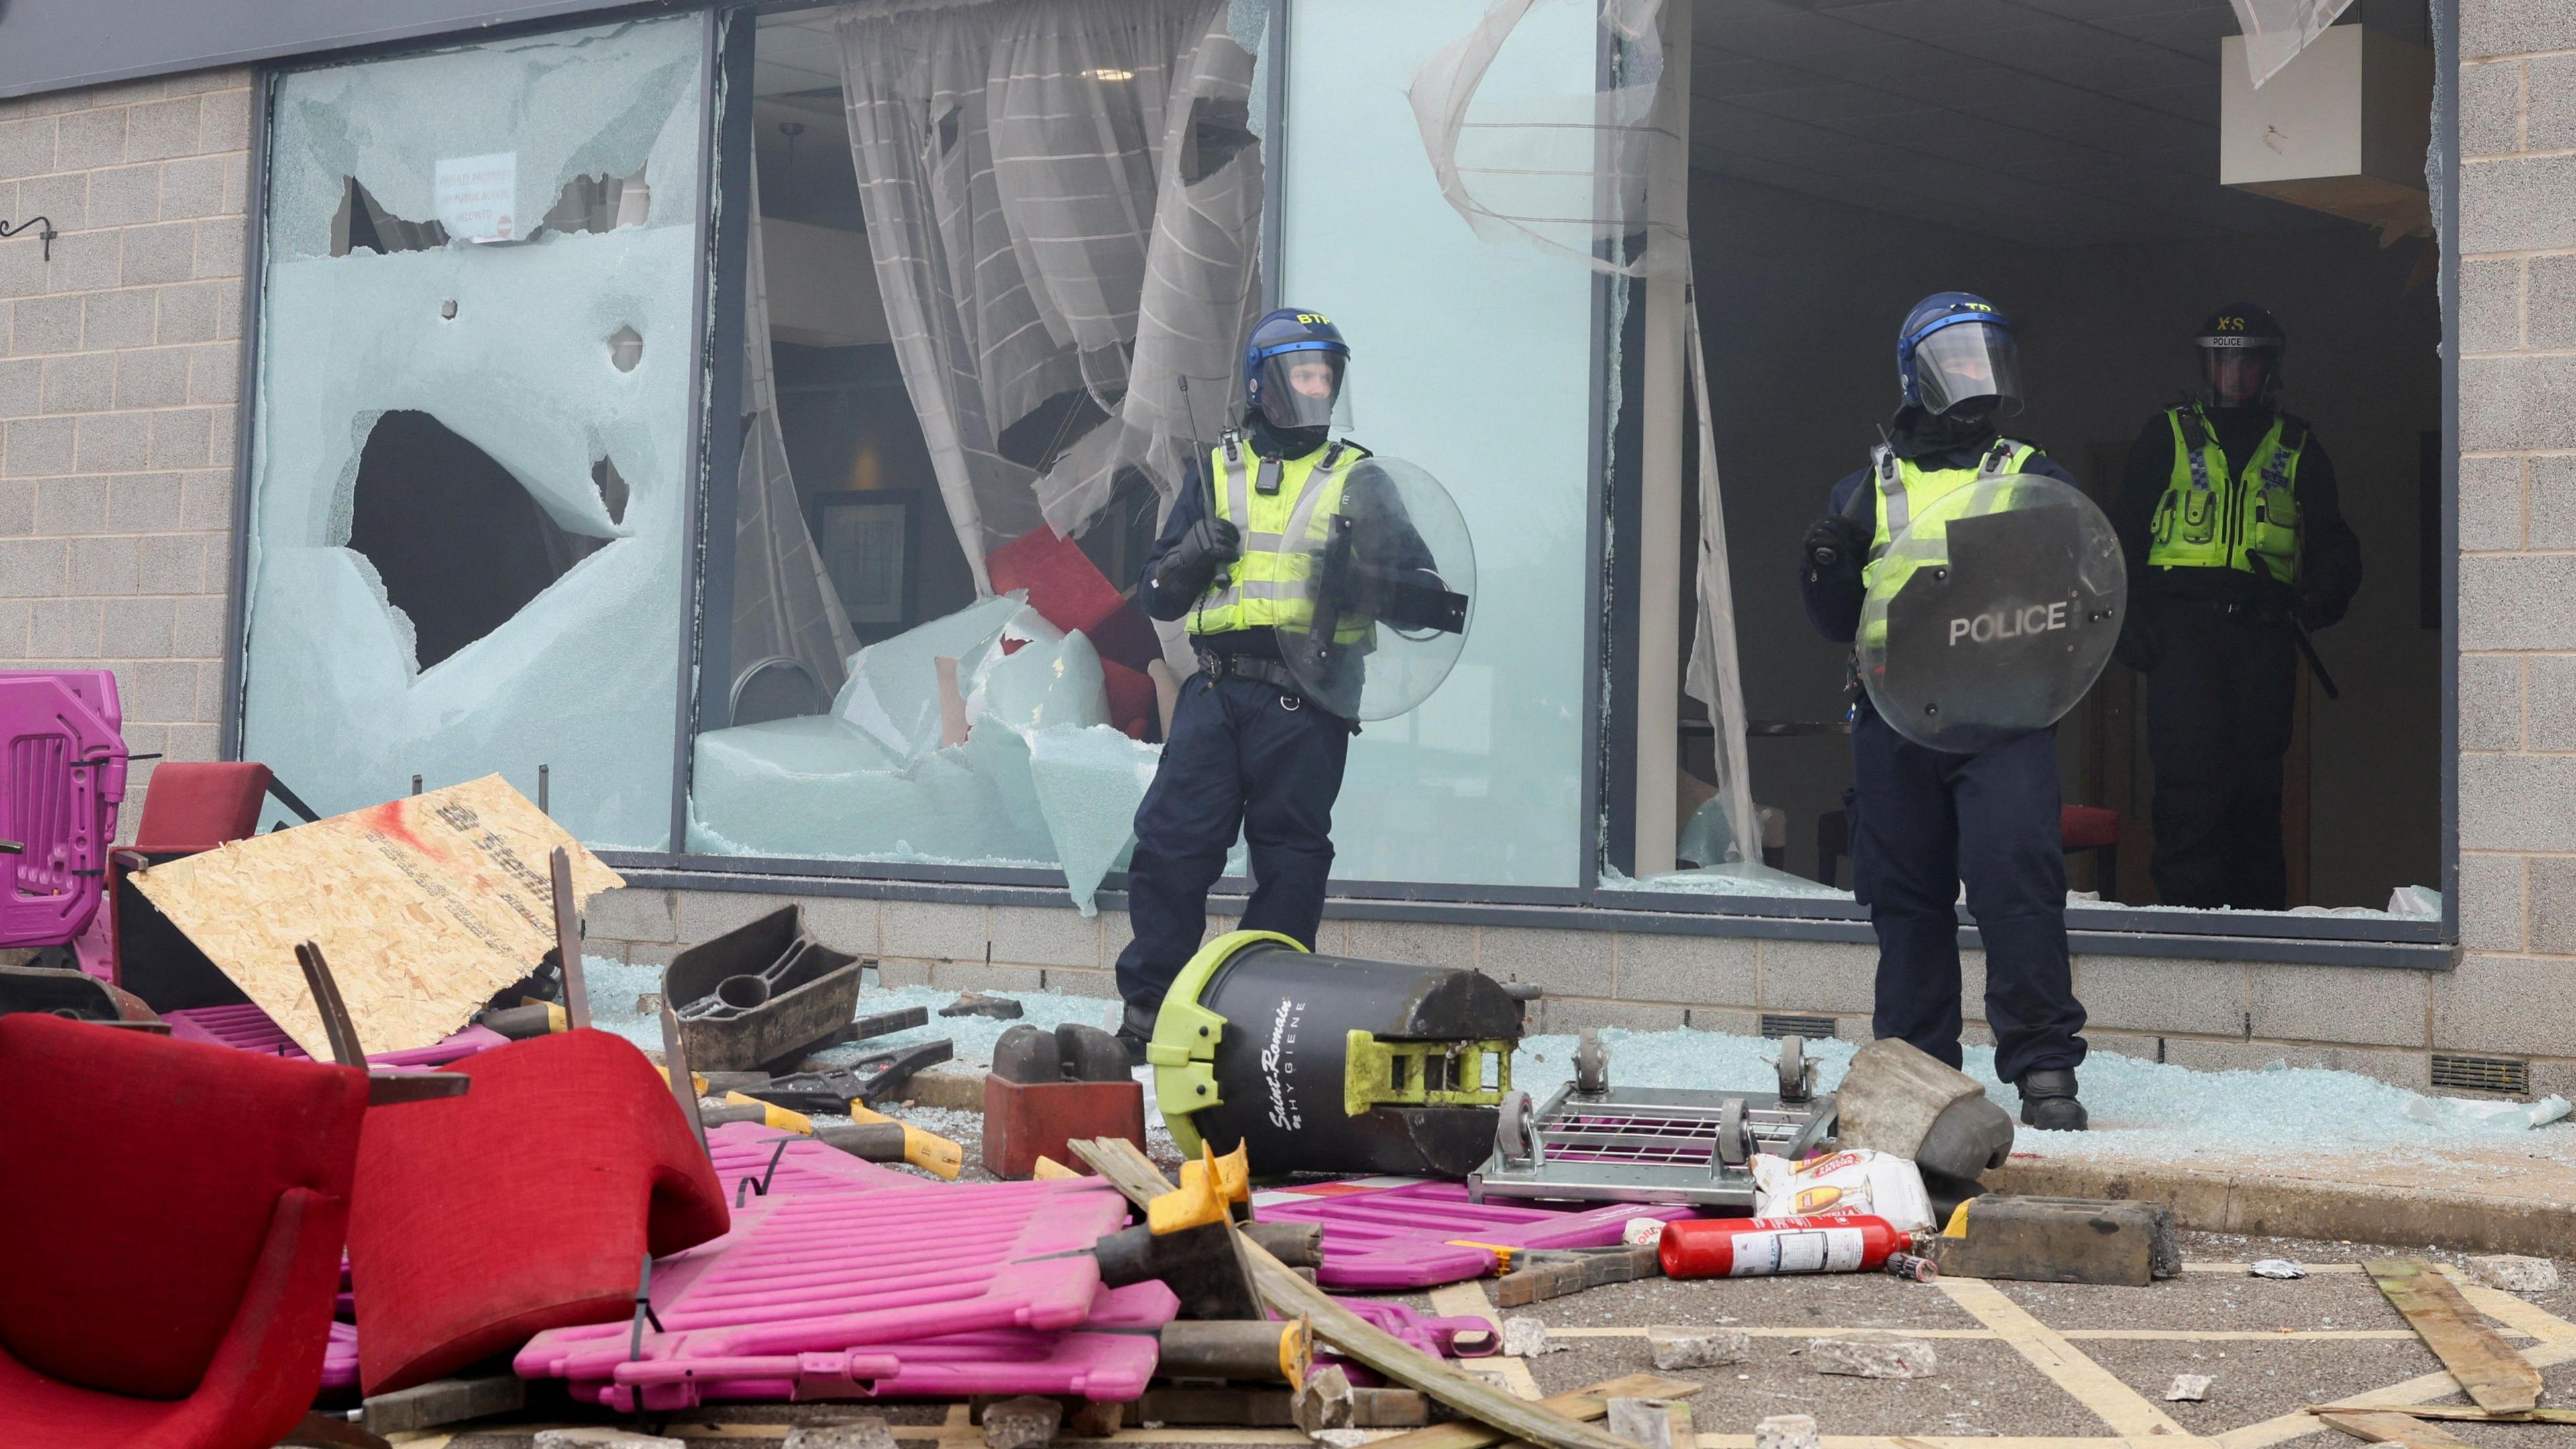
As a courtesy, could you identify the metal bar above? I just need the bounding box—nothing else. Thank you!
[293,940,366,1067]
[552,845,590,1031]
[219,66,276,763]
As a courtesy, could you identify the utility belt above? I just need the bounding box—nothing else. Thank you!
[1195,648,1359,731]
[2150,590,2294,630]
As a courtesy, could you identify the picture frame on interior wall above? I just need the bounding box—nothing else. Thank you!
[810,492,918,629]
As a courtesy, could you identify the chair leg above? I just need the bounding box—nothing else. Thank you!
[2099,843,2118,900]
[278,1411,393,1449]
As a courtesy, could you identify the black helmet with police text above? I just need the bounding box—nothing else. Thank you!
[2194,302,2286,408]
[1244,307,1350,434]
[1897,292,2022,419]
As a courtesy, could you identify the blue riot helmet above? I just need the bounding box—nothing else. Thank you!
[1897,292,2023,419]
[1244,307,1350,433]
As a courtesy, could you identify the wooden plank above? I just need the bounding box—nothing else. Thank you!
[2212,1340,2576,1449]
[1366,1374,1703,1449]
[1065,1138,1651,1449]
[2311,1402,2576,1426]
[2363,1258,2542,1414]
[2315,1410,2480,1448]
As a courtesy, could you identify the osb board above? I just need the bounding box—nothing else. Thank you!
[130,774,623,1057]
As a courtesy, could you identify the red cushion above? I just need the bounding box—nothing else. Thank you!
[985,525,1164,674]
[2059,805,2121,849]
[131,762,274,855]
[348,1029,730,1394]
[1101,659,1156,739]
[0,1014,366,1401]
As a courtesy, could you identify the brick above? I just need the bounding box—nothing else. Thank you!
[52,107,125,170]
[170,595,224,657]
[2246,963,2427,1049]
[2457,452,2523,551]
[0,538,66,595]
[2459,752,2576,851]
[123,98,201,162]
[988,904,1099,969]
[0,360,29,420]
[68,535,140,594]
[38,352,111,414]
[2464,5,2576,64]
[2457,653,2523,749]
[80,288,156,350]
[2457,851,2526,953]
[10,294,80,354]
[2460,555,2576,650]
[2434,954,2576,1058]
[42,229,120,294]
[28,599,99,657]
[155,155,223,221]
[1477,925,1607,998]
[147,408,212,468]
[198,89,249,153]
[0,118,52,180]
[2530,256,2576,353]
[1757,938,1876,1014]
[178,469,231,529]
[2074,955,2245,1036]
[2527,455,2576,549]
[881,900,989,963]
[73,414,150,473]
[4,416,74,477]
[1344,918,1474,971]
[1616,929,1758,1005]
[1538,997,1686,1034]
[86,164,160,228]
[2459,60,2523,158]
[99,597,174,657]
[113,345,189,408]
[2461,154,2576,255]
[186,341,237,403]
[118,221,194,286]
[103,471,180,531]
[2529,653,2576,749]
[136,533,203,592]
[192,215,245,279]
[155,280,221,344]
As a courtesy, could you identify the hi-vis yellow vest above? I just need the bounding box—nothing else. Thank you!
[1858,437,2039,648]
[2147,403,2303,586]
[1187,437,1366,641]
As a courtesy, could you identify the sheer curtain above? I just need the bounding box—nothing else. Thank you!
[835,0,1265,592]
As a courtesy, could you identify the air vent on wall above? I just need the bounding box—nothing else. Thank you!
[1758,1013,1837,1041]
[2429,1053,2531,1097]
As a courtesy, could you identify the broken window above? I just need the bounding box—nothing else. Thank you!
[239,16,706,849]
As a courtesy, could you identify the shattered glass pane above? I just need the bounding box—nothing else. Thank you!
[241,17,706,849]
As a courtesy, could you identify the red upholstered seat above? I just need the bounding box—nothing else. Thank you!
[0,1014,368,1449]
[347,1028,731,1394]
[131,762,275,855]
[2059,805,2121,850]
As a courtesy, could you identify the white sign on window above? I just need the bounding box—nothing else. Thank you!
[433,152,518,241]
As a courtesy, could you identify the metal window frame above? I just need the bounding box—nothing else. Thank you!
[219,0,2466,974]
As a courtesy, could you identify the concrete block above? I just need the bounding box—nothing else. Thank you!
[535,1431,682,1449]
[928,960,1045,996]
[1500,1318,1558,1356]
[28,599,99,657]
[881,899,989,962]
[75,415,152,474]
[1752,1415,1819,1449]
[222,152,248,214]
[1615,928,1758,1004]
[1647,1326,1748,1368]
[980,1395,1060,1449]
[185,339,237,402]
[2463,2,2576,60]
[784,1422,897,1449]
[2461,555,2576,651]
[155,280,221,344]
[33,476,104,535]
[2526,455,2576,549]
[2326,1046,2428,1091]
[2462,154,2576,254]
[1758,938,1877,1014]
[670,888,794,947]
[0,360,34,419]
[2163,1037,2332,1073]
[2084,1031,2160,1061]
[177,468,230,529]
[2461,752,2576,850]
[118,659,197,720]
[2459,259,2521,356]
[2466,356,2576,457]
[2523,855,2576,953]
[798,895,881,957]
[1476,924,1605,998]
[52,107,125,170]
[2528,653,2576,749]
[584,887,677,944]
[123,97,200,162]
[99,597,173,657]
[873,958,932,989]
[67,535,139,594]
[0,117,52,180]
[135,532,203,592]
[1807,1336,1935,1379]
[1604,1397,1690,1449]
[170,596,223,657]
[7,293,78,358]
[1678,1006,1760,1035]
[114,345,189,409]
[158,154,223,218]
[118,221,194,286]
[2457,653,2522,749]
[0,539,67,596]
[1538,997,1686,1034]
[1344,918,1474,971]
[2469,1254,2561,1293]
[2246,963,2428,1048]
[45,228,121,294]
[40,352,112,415]
[989,904,1099,969]
[18,173,85,237]
[2456,851,2526,953]
[2532,256,2576,352]
[147,407,211,468]
[2459,59,2524,157]
[2433,954,2576,1057]
[2074,955,2245,1037]
[81,288,156,350]
[85,164,159,229]
[198,87,250,152]
[191,215,244,279]
[0,600,32,655]
[1039,967,1118,1000]
[3,417,73,477]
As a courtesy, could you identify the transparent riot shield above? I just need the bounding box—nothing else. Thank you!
[1273,455,1476,722]
[1856,474,2125,753]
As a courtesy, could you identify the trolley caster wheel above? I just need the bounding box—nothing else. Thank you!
[1776,1034,1811,1102]
[1574,1026,1609,1095]
[1496,1089,1535,1165]
[1716,1095,1750,1168]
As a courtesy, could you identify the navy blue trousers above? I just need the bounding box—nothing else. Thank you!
[1115,673,1350,1012]
[1849,708,2087,1085]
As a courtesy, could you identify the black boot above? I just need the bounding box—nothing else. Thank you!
[2017,1068,2088,1131]
[1115,999,1159,1068]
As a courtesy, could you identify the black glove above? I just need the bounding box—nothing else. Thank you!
[2296,593,2345,631]
[1803,514,1870,572]
[1152,516,1241,598]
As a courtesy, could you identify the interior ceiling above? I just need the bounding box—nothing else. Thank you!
[1692,0,2375,248]
[755,12,845,106]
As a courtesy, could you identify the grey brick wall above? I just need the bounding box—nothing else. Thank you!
[2453,1,2576,1089]
[0,69,252,828]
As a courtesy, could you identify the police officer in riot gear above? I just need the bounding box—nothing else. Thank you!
[1112,308,1409,1063]
[2112,304,2361,911]
[1803,292,2092,1132]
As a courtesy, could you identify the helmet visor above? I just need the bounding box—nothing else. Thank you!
[1913,321,2022,416]
[1254,347,1346,431]
[2198,340,2278,407]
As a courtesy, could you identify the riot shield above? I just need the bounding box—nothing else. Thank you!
[1856,474,2124,753]
[1272,455,1475,722]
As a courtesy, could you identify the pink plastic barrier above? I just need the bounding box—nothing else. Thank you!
[0,670,124,951]
[162,1003,507,1067]
[321,1321,358,1392]
[1249,1177,1696,1289]
[1328,1296,1497,1358]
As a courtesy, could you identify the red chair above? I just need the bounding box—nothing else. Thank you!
[347,1028,731,1394]
[0,1014,370,1449]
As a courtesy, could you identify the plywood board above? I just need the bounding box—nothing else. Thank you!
[131,774,622,1056]
[2363,1258,2543,1415]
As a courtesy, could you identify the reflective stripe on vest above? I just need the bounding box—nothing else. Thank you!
[1858,438,2040,650]
[1188,438,1361,636]
[2146,404,2303,585]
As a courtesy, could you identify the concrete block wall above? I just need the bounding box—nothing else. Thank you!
[2454,0,2576,1097]
[0,68,252,828]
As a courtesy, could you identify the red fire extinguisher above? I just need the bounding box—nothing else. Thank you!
[1658,1214,1910,1279]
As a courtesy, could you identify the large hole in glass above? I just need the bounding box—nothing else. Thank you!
[346,411,612,669]
[329,165,652,258]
